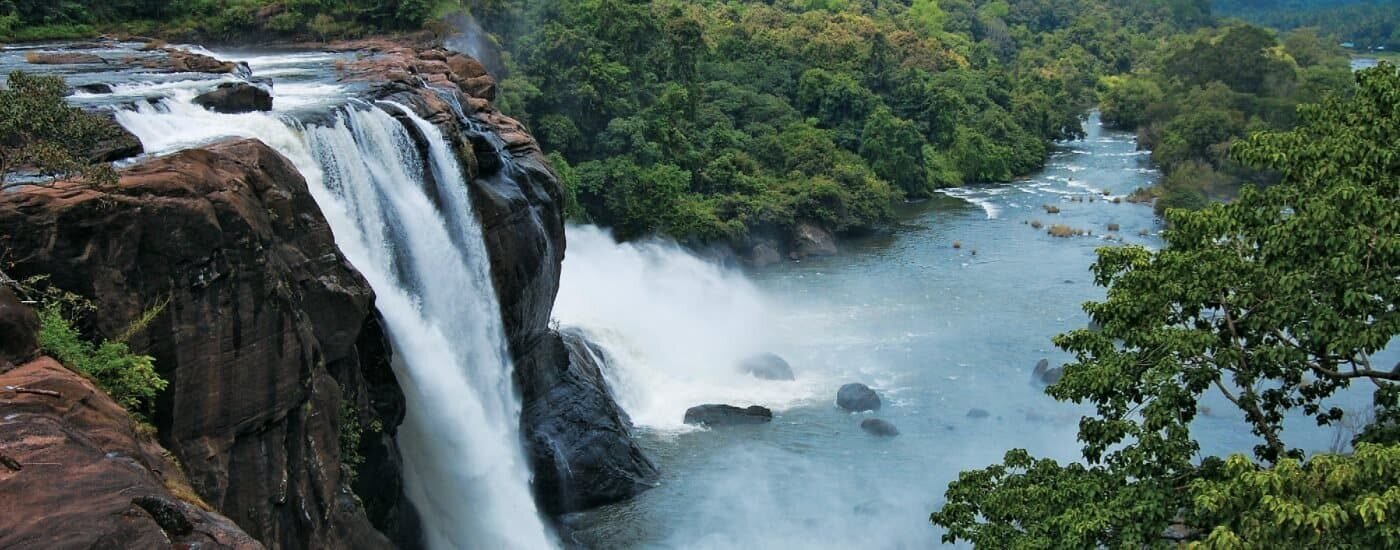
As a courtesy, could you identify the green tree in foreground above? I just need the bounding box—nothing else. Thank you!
[933,62,1400,548]
[0,71,119,189]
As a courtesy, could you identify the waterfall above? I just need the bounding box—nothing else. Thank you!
[118,96,554,549]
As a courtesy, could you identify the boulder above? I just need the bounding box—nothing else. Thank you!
[75,83,114,94]
[86,111,144,163]
[519,329,659,515]
[25,52,106,65]
[1032,358,1064,385]
[684,404,774,427]
[967,408,990,419]
[193,82,273,114]
[0,287,40,370]
[748,241,783,267]
[0,358,262,549]
[792,221,838,258]
[739,353,795,381]
[860,418,900,437]
[0,139,407,548]
[837,383,881,412]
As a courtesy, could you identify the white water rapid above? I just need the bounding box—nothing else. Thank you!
[115,64,553,549]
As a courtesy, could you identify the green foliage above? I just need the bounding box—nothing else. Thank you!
[933,63,1400,548]
[339,397,365,484]
[1191,444,1400,548]
[471,0,1179,243]
[1216,0,1400,51]
[36,292,168,420]
[1,71,120,189]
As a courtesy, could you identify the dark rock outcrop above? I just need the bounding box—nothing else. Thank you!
[1032,358,1064,385]
[75,83,114,94]
[0,139,408,549]
[684,404,774,427]
[860,418,900,437]
[194,82,273,114]
[0,357,262,549]
[740,353,796,381]
[792,221,838,258]
[518,329,659,515]
[837,383,882,412]
[86,111,144,163]
[0,287,40,370]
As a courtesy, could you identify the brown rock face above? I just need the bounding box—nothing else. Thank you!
[0,286,40,370]
[26,51,107,65]
[0,357,262,549]
[0,139,408,549]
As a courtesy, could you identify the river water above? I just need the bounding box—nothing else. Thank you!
[556,114,1389,548]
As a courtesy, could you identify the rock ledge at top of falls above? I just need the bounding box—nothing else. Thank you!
[337,44,661,516]
[0,138,412,549]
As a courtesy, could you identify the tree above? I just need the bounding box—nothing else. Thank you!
[0,71,119,189]
[933,63,1400,547]
[860,107,928,197]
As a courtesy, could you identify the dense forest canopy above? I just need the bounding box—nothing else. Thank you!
[1214,0,1400,50]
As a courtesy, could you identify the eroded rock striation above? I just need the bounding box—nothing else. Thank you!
[0,139,408,549]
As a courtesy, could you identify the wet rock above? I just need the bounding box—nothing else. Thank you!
[0,138,403,549]
[861,418,900,437]
[967,408,991,419]
[1032,358,1064,385]
[520,329,659,515]
[748,241,783,267]
[0,358,262,549]
[26,52,106,65]
[0,287,40,370]
[75,83,114,94]
[193,82,273,114]
[792,221,837,258]
[684,404,774,427]
[837,383,882,412]
[85,111,144,163]
[740,353,795,381]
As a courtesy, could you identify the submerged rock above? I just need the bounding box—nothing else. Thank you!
[837,383,882,412]
[967,408,991,419]
[193,82,273,114]
[684,404,774,427]
[1031,358,1064,385]
[740,353,795,381]
[860,418,900,437]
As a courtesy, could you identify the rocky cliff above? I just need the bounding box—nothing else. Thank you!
[339,44,659,514]
[0,43,656,548]
[1,281,263,548]
[0,139,408,548]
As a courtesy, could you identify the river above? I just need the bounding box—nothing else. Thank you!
[555,114,1388,548]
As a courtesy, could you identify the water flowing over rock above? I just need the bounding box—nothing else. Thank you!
[684,404,775,427]
[0,139,404,549]
[0,356,262,549]
[861,418,900,437]
[837,383,882,412]
[520,329,659,515]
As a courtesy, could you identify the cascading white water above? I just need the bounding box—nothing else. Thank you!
[553,225,826,430]
[117,86,553,549]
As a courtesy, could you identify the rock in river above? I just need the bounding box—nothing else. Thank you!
[740,353,795,380]
[1032,358,1064,385]
[837,383,881,412]
[684,404,774,427]
[860,418,899,437]
[193,82,273,114]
